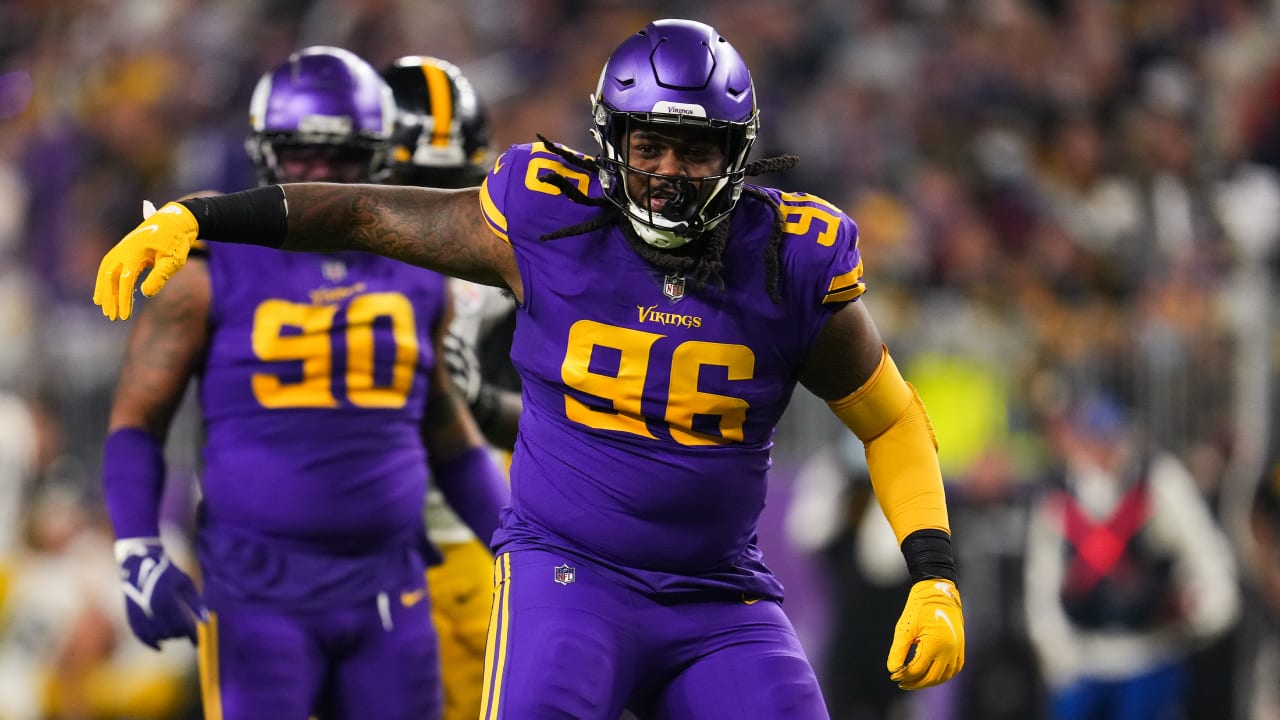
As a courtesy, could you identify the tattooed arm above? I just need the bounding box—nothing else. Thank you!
[102,257,209,647]
[281,184,524,303]
[96,184,519,320]
[107,256,210,437]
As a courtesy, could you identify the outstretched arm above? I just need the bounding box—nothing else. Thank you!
[95,183,522,321]
[280,184,520,294]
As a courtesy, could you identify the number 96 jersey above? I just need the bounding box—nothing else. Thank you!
[481,143,865,599]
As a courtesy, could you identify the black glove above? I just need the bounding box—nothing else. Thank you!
[443,331,499,427]
[443,331,482,405]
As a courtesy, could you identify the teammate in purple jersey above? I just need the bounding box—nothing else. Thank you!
[98,46,508,720]
[96,20,965,719]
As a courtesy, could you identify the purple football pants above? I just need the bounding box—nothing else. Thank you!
[196,583,441,720]
[481,548,829,719]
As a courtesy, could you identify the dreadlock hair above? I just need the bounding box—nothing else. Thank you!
[533,134,799,303]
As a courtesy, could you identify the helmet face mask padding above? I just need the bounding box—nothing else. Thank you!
[245,46,395,185]
[590,19,758,249]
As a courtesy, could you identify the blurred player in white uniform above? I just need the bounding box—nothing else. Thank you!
[381,55,521,720]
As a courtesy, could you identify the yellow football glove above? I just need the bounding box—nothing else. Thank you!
[93,200,197,321]
[888,578,965,690]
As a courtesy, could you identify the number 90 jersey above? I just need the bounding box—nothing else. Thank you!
[198,245,447,551]
[482,143,865,599]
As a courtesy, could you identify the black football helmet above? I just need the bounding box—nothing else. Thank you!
[380,56,493,188]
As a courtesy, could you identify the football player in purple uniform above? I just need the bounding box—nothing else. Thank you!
[96,21,964,719]
[99,46,507,720]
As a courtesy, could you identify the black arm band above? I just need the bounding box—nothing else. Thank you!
[178,186,288,249]
[901,529,958,584]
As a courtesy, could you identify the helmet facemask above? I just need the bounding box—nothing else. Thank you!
[245,46,395,185]
[252,136,385,184]
[592,105,757,249]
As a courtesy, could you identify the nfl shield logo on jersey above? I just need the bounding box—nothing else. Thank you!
[662,273,685,302]
[322,260,347,283]
[553,564,576,586]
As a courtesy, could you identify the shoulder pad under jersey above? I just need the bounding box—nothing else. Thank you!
[478,141,599,246]
[765,188,866,308]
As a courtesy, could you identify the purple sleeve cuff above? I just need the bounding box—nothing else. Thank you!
[102,428,166,539]
[431,445,510,549]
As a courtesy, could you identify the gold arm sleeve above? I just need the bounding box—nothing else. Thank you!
[827,345,950,543]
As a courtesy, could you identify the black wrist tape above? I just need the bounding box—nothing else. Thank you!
[901,529,958,584]
[179,186,288,249]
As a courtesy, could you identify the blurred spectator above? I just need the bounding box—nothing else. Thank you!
[1023,393,1240,720]
[0,481,197,720]
[1031,104,1144,298]
[906,347,1041,720]
[1244,461,1280,719]
[785,434,912,720]
[0,393,39,568]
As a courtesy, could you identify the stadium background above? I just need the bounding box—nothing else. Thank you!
[1,0,1279,718]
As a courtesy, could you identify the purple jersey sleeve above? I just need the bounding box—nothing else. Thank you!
[199,245,447,552]
[482,144,863,599]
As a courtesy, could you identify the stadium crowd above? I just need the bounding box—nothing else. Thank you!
[2,0,1280,718]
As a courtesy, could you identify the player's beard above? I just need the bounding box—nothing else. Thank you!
[616,211,730,293]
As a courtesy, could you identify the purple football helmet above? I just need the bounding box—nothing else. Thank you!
[591,19,759,248]
[246,46,395,184]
